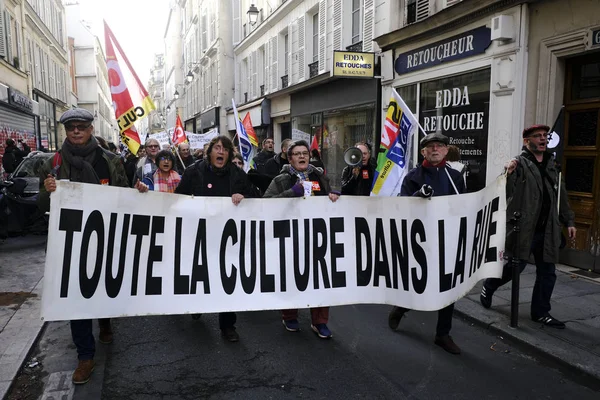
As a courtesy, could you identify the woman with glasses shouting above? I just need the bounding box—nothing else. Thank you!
[263,140,341,339]
[135,150,181,193]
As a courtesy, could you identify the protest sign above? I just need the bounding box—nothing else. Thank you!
[187,128,218,150]
[42,176,506,321]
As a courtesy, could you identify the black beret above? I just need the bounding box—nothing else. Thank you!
[420,132,449,148]
[59,108,94,125]
[522,124,550,138]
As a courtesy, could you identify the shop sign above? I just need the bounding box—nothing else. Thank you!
[332,51,375,78]
[7,88,33,113]
[419,68,491,192]
[589,28,600,49]
[395,27,491,75]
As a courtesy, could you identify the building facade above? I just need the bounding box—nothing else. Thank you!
[163,4,182,132]
[0,0,39,163]
[230,0,379,190]
[175,0,234,136]
[65,3,119,144]
[147,53,166,135]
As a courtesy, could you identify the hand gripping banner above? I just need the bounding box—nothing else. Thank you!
[104,21,156,155]
[42,176,506,321]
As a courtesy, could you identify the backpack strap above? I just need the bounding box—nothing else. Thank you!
[51,152,62,176]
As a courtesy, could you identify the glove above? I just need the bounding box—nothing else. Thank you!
[418,184,434,199]
[291,182,304,197]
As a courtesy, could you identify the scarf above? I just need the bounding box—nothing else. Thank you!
[60,136,101,184]
[422,159,446,168]
[153,169,181,193]
[288,164,314,182]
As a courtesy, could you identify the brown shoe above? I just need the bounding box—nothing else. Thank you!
[98,319,113,344]
[221,327,239,342]
[72,359,95,384]
[388,307,406,330]
[435,335,461,355]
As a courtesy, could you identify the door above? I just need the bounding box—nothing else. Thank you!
[561,53,600,271]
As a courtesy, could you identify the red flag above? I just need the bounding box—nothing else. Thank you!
[242,113,259,147]
[172,115,187,146]
[310,134,319,151]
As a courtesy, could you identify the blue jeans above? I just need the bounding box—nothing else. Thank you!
[484,232,556,318]
[70,318,111,360]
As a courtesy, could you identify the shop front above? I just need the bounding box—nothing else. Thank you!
[195,106,221,134]
[525,0,600,270]
[376,3,527,193]
[34,92,60,152]
[0,85,38,164]
[291,77,378,191]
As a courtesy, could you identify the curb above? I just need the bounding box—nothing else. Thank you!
[454,298,600,382]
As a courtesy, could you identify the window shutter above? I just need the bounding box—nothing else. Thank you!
[318,0,326,72]
[333,0,342,50]
[5,10,12,61]
[0,4,5,58]
[15,20,22,70]
[265,42,270,94]
[445,0,462,7]
[362,0,374,52]
[416,0,429,22]
[297,15,305,83]
[270,36,278,91]
[252,51,257,99]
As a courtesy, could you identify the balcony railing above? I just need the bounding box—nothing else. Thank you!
[281,75,288,88]
[346,41,363,52]
[308,61,319,78]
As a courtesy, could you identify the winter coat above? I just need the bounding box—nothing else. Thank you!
[505,149,574,263]
[38,147,129,212]
[264,153,289,178]
[263,164,332,198]
[252,150,275,174]
[175,160,259,198]
[400,161,466,197]
[341,158,377,196]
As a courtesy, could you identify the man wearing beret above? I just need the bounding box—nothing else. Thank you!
[388,132,465,355]
[480,124,576,329]
[38,107,129,385]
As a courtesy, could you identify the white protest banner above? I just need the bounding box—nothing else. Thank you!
[148,131,170,147]
[42,176,506,321]
[292,128,311,143]
[187,128,218,150]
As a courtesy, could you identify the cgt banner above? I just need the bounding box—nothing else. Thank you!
[42,176,506,321]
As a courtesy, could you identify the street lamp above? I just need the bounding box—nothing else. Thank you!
[166,105,171,112]
[247,4,259,26]
[186,70,194,83]
[174,89,180,100]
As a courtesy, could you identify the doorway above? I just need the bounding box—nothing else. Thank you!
[561,53,600,272]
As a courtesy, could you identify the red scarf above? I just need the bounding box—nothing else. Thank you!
[422,159,446,168]
[153,169,181,193]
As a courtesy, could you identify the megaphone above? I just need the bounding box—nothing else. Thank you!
[344,147,363,167]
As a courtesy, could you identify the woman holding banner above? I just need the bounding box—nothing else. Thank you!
[263,140,341,339]
[135,150,181,193]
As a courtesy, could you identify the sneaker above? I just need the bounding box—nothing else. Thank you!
[98,320,113,344]
[221,327,240,342]
[434,335,461,355]
[388,307,405,330]
[480,286,494,309]
[311,323,332,339]
[282,319,300,332]
[72,359,95,384]
[532,314,566,329]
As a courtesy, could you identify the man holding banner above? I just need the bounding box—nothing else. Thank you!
[388,132,465,355]
[38,108,129,384]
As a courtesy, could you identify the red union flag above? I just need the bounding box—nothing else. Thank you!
[172,115,187,146]
[104,21,155,155]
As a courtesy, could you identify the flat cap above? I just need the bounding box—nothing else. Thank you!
[420,132,449,148]
[59,108,94,125]
[522,124,550,138]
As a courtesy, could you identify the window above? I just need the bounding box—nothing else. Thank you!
[351,0,361,44]
[284,34,289,75]
[407,0,417,24]
[312,13,318,63]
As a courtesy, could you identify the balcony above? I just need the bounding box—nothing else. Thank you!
[281,75,288,88]
[346,41,363,52]
[308,61,319,78]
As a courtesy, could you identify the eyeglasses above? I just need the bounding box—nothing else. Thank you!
[65,123,91,132]
[213,145,230,152]
[425,143,446,150]
[529,133,549,139]
[291,151,310,157]
[233,161,244,166]
[147,145,160,149]
[158,157,172,162]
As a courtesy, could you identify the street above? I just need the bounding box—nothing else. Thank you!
[4,238,600,400]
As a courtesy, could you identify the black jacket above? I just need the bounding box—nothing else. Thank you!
[252,150,274,174]
[264,153,289,177]
[176,155,195,175]
[341,158,377,196]
[400,162,466,197]
[175,160,259,198]
[3,143,31,172]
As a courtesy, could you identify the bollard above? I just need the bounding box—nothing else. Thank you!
[510,212,522,328]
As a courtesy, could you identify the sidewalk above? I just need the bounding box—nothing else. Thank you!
[455,264,600,381]
[0,236,46,399]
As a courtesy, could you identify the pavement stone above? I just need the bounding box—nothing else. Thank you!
[455,264,600,382]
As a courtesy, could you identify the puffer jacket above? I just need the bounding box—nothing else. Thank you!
[263,164,332,198]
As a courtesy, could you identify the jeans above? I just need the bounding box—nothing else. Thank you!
[219,312,237,330]
[483,232,556,318]
[281,307,329,325]
[393,304,455,337]
[70,318,111,360]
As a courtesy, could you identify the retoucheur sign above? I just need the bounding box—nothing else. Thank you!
[42,178,506,321]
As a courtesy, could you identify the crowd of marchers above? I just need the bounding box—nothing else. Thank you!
[39,108,575,386]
